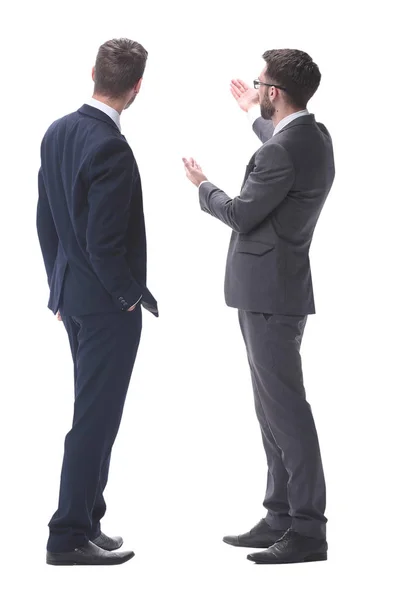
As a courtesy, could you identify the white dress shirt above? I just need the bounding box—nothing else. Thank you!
[86,97,122,131]
[85,97,142,310]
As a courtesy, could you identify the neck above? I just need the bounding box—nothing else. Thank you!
[92,94,124,115]
[272,106,305,127]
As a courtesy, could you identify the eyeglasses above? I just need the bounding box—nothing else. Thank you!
[253,79,288,92]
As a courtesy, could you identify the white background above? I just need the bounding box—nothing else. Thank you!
[1,0,396,597]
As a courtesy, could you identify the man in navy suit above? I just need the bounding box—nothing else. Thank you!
[37,38,158,566]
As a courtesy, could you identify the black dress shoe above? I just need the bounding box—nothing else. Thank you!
[92,532,123,551]
[223,518,286,548]
[247,529,327,564]
[46,541,135,566]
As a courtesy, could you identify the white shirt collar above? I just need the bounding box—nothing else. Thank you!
[86,97,121,131]
[273,109,309,136]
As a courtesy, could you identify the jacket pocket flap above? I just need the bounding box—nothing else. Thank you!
[236,241,275,255]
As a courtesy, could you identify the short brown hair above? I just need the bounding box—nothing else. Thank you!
[262,49,321,109]
[94,38,148,98]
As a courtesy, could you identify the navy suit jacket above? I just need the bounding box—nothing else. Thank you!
[37,104,158,317]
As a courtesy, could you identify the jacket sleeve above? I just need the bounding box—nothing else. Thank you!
[36,167,59,285]
[86,137,143,309]
[252,118,275,144]
[199,143,295,234]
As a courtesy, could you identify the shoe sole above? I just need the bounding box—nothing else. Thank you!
[46,553,135,566]
[223,538,280,549]
[249,552,328,564]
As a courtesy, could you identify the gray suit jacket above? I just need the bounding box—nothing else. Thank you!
[199,114,335,314]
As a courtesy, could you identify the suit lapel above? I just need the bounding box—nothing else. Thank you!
[242,151,258,188]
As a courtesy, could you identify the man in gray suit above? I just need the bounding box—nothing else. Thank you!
[183,49,335,565]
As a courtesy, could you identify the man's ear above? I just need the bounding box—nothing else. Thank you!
[134,78,143,94]
[91,66,95,82]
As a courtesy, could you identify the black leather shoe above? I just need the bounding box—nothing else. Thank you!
[92,532,123,551]
[223,518,286,548]
[247,529,327,564]
[46,541,135,566]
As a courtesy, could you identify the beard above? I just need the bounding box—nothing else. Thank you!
[260,89,275,120]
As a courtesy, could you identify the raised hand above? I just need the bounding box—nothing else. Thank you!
[230,79,259,112]
[182,157,208,187]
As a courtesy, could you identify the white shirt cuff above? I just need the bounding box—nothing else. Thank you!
[247,105,261,126]
[198,180,210,189]
[130,294,143,309]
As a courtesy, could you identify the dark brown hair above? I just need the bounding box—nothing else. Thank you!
[94,38,148,98]
[262,49,321,108]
